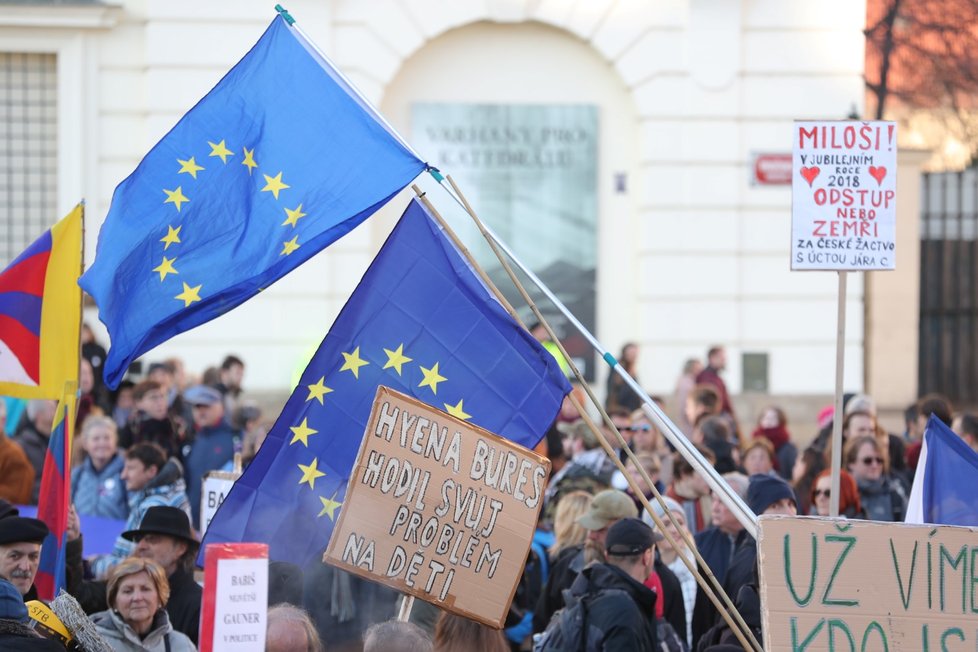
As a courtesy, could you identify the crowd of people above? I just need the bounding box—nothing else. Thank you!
[0,335,973,651]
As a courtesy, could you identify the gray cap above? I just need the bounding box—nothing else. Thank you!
[184,384,222,406]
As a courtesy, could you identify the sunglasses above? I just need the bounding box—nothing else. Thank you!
[860,456,884,466]
[813,489,831,498]
[623,424,652,432]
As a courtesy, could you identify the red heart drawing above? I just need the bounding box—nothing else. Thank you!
[800,166,820,186]
[869,166,887,185]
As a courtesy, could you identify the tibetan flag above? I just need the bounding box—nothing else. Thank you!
[79,15,426,388]
[34,385,76,600]
[201,199,570,566]
[0,205,83,399]
[905,414,978,526]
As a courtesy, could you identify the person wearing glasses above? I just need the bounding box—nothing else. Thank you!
[809,469,864,518]
[844,435,907,521]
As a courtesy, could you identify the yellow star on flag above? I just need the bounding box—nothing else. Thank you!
[289,418,319,447]
[163,187,189,212]
[306,377,333,405]
[444,399,471,421]
[208,140,233,164]
[241,147,258,175]
[177,157,204,179]
[339,347,369,379]
[160,225,182,250]
[175,282,202,307]
[282,204,307,228]
[419,362,446,395]
[152,256,178,282]
[280,236,300,256]
[318,493,343,521]
[297,458,326,489]
[262,172,290,200]
[382,344,412,376]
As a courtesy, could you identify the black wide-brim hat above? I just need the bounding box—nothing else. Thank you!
[122,506,198,546]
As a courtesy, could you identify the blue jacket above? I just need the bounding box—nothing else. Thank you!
[71,454,129,520]
[90,459,191,579]
[183,422,240,527]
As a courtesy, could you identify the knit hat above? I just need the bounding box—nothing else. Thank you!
[649,495,683,520]
[747,473,796,515]
[0,578,27,623]
[576,489,638,530]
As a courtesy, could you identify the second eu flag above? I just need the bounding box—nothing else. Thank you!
[80,16,426,387]
[201,199,571,566]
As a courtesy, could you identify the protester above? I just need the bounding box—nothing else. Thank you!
[845,394,909,482]
[363,620,432,652]
[547,490,593,559]
[127,507,201,644]
[232,401,267,467]
[845,435,906,521]
[953,412,978,452]
[0,515,48,599]
[791,446,827,517]
[695,346,738,437]
[649,496,697,649]
[304,561,399,652]
[673,358,703,437]
[266,603,323,652]
[146,362,192,438]
[605,342,641,413]
[81,323,108,390]
[92,444,191,579]
[92,557,195,651]
[71,416,129,520]
[697,416,738,474]
[433,612,507,652]
[120,381,182,461]
[112,380,136,431]
[906,393,953,474]
[215,355,246,412]
[751,405,797,480]
[666,447,714,536]
[544,420,611,510]
[0,400,34,505]
[76,357,110,437]
[12,399,57,504]
[810,469,863,518]
[684,384,721,436]
[741,437,776,477]
[182,384,240,527]
[620,452,663,512]
[533,489,637,632]
[0,576,64,651]
[536,518,661,650]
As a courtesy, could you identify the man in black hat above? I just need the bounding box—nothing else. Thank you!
[126,506,202,645]
[0,515,49,600]
[538,517,661,650]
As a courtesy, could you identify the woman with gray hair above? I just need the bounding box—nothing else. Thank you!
[92,557,195,651]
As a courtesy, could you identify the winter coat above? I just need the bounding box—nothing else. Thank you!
[533,543,586,633]
[71,453,129,520]
[857,475,907,522]
[0,435,34,504]
[92,608,196,652]
[165,568,201,646]
[0,618,65,651]
[91,459,191,578]
[11,424,48,503]
[563,562,659,650]
[183,422,240,527]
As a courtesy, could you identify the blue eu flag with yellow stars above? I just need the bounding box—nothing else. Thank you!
[80,16,426,387]
[201,198,571,566]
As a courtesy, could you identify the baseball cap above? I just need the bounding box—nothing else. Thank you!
[576,489,638,530]
[605,517,663,555]
[184,384,222,406]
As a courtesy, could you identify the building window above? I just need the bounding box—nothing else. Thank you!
[0,52,57,266]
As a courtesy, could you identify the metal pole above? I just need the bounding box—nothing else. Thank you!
[829,271,848,517]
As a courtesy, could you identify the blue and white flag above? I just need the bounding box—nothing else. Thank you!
[905,414,978,526]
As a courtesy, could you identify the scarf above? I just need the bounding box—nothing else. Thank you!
[753,425,790,451]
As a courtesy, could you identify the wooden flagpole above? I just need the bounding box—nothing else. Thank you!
[829,271,847,517]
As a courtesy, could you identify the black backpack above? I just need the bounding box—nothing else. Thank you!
[533,588,622,652]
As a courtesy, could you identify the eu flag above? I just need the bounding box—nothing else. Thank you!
[905,415,978,526]
[201,199,571,565]
[80,16,426,388]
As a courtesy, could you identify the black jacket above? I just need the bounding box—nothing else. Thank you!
[564,562,658,651]
[534,543,586,633]
[166,567,202,645]
[0,619,65,651]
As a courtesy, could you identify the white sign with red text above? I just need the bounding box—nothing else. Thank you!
[791,120,897,271]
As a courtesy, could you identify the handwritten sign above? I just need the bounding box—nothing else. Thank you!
[324,386,550,628]
[199,471,239,537]
[791,120,897,271]
[199,543,268,652]
[758,516,978,650]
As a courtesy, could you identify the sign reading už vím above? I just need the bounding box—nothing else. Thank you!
[757,516,978,651]
[323,386,550,629]
[791,120,897,271]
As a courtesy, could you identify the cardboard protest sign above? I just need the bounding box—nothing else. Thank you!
[324,386,550,628]
[758,516,978,650]
[200,471,239,537]
[199,542,268,652]
[791,120,897,271]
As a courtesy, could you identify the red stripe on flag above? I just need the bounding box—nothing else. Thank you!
[35,405,70,600]
[0,250,51,296]
[0,313,40,382]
